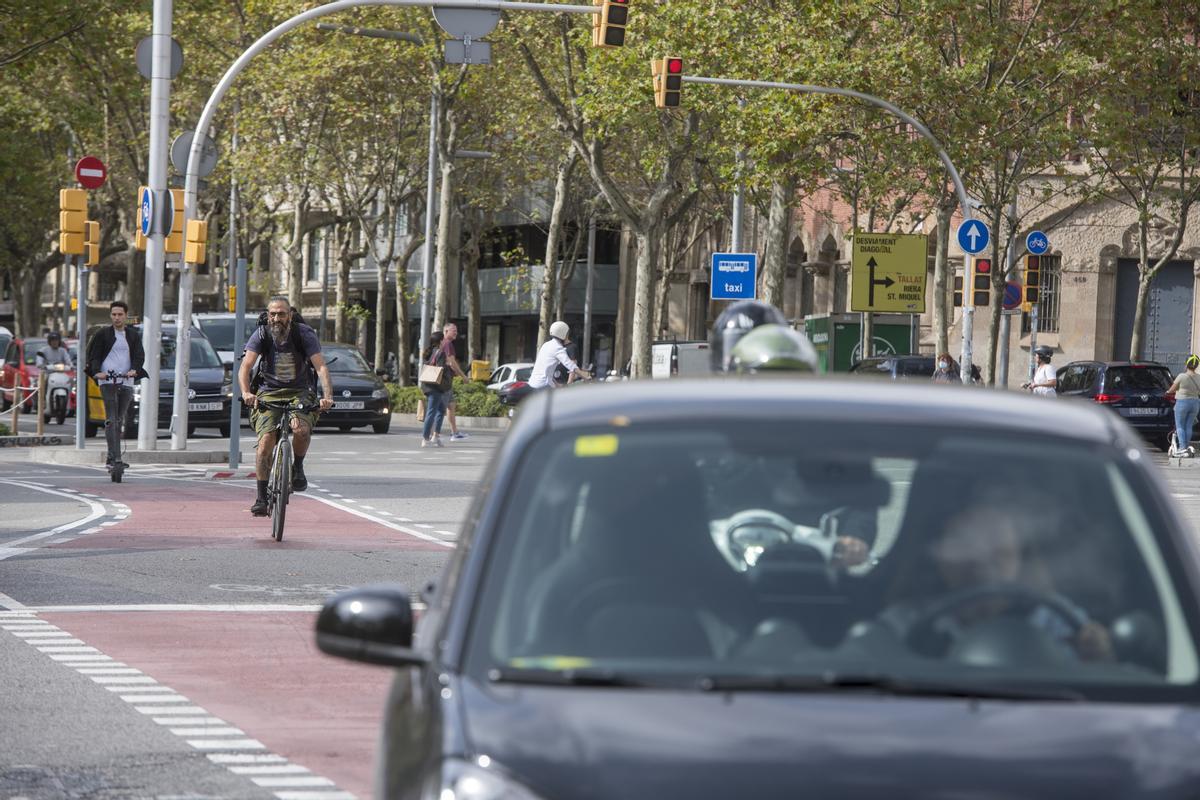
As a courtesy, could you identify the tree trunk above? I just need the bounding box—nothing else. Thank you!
[761,177,794,309]
[537,151,576,348]
[335,223,353,343]
[284,200,307,309]
[982,204,1005,386]
[16,267,39,336]
[932,199,952,357]
[1129,271,1153,360]
[434,111,458,329]
[630,229,659,378]
[395,253,413,386]
[375,258,389,369]
[125,249,145,315]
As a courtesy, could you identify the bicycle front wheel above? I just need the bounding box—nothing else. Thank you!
[271,440,292,542]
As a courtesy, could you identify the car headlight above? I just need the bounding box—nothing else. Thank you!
[426,757,546,800]
[221,381,233,398]
[371,388,388,399]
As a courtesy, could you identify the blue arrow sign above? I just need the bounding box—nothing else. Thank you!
[1026,230,1049,255]
[140,187,153,237]
[711,253,757,300]
[956,219,990,255]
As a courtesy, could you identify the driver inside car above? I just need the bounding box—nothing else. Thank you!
[880,503,1114,662]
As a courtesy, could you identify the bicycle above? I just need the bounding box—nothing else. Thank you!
[255,399,320,542]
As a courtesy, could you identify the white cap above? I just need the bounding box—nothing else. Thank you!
[549,321,570,340]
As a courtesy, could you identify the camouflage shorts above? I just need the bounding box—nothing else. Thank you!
[251,388,318,438]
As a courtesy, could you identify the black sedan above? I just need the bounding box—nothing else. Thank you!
[317,379,1200,799]
[315,342,391,434]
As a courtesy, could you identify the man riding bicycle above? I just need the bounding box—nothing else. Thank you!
[529,320,590,389]
[36,331,74,370]
[239,296,334,517]
[85,301,148,469]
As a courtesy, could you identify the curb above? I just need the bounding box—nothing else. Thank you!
[0,434,77,448]
[404,414,510,431]
[29,447,244,466]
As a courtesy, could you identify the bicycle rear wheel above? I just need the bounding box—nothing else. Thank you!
[271,439,292,541]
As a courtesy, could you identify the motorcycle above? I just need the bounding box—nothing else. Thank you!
[43,363,73,425]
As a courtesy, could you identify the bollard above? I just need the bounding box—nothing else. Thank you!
[10,384,21,431]
[36,374,45,436]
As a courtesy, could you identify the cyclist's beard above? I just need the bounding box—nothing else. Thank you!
[270,320,290,346]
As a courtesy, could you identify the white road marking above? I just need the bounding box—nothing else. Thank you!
[0,480,109,559]
[253,776,335,788]
[273,790,355,800]
[171,727,245,736]
[157,717,228,725]
[230,765,311,775]
[77,667,140,675]
[49,654,111,662]
[136,705,209,714]
[90,675,158,684]
[123,693,189,702]
[207,754,287,764]
[187,738,265,750]
[37,645,98,653]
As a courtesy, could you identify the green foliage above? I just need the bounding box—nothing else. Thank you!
[385,377,504,417]
[0,422,10,436]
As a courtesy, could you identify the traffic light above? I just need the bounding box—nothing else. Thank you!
[166,188,184,253]
[59,189,87,255]
[85,220,100,267]
[1023,255,1041,311]
[953,274,964,307]
[185,219,208,265]
[652,57,683,108]
[227,284,237,312]
[592,0,628,47]
[971,257,991,306]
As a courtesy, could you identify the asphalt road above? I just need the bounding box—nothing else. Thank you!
[0,419,493,800]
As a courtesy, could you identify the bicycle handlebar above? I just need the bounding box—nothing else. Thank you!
[256,400,322,413]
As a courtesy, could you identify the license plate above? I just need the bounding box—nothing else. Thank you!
[188,401,223,412]
[1123,407,1159,416]
[333,401,364,410]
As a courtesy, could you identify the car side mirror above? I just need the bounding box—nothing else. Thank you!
[315,585,427,668]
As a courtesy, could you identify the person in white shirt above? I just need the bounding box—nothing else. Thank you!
[529,321,590,389]
[1022,346,1057,396]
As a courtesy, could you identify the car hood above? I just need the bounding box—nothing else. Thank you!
[457,678,1200,799]
[155,366,226,391]
[329,371,383,390]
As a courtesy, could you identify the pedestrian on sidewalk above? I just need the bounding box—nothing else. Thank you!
[442,322,470,440]
[931,353,958,384]
[1168,355,1200,457]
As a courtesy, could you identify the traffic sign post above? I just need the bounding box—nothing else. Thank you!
[74,156,107,190]
[850,232,927,313]
[140,187,154,237]
[1003,281,1022,311]
[956,219,991,255]
[1026,230,1049,256]
[710,253,757,300]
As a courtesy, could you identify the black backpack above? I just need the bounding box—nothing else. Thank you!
[247,307,318,394]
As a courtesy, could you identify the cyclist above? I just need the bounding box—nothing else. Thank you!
[708,299,789,373]
[36,331,74,370]
[239,297,334,517]
[529,320,590,389]
[85,301,148,469]
[1022,345,1057,396]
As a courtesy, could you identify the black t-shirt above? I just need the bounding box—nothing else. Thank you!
[246,324,321,390]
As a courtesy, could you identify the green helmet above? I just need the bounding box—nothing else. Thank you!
[728,324,819,374]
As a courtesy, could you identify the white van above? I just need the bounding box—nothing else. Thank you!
[650,340,710,379]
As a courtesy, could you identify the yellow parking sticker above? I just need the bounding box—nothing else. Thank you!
[574,434,619,457]
[509,656,594,670]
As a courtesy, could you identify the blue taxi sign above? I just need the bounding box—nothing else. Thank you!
[140,187,154,237]
[956,219,990,255]
[711,253,757,300]
[1026,230,1049,255]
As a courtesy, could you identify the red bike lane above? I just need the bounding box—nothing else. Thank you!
[35,479,447,798]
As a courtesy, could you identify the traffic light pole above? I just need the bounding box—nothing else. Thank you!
[75,257,88,450]
[228,257,248,469]
[681,75,977,375]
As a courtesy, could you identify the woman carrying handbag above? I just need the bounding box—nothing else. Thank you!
[418,331,465,447]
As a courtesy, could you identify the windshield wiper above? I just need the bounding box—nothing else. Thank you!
[489,666,651,688]
[695,672,1083,702]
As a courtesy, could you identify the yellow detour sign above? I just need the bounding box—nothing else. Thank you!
[850,232,928,313]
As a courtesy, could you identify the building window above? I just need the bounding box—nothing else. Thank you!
[307,229,323,283]
[1021,254,1061,334]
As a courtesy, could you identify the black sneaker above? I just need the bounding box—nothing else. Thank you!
[250,497,269,517]
[291,463,307,492]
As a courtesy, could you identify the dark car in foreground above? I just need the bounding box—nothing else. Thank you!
[314,342,391,433]
[316,379,1200,799]
[1056,360,1176,449]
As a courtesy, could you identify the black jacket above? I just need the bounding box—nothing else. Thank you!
[85,325,149,380]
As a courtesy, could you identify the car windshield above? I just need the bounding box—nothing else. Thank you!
[321,345,371,373]
[515,367,532,381]
[468,423,1200,702]
[196,318,241,351]
[851,359,892,377]
[898,358,935,377]
[1107,367,1172,392]
[159,334,222,369]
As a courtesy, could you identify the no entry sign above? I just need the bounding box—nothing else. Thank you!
[75,156,107,190]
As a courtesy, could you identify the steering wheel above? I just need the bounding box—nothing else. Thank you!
[904,582,1089,654]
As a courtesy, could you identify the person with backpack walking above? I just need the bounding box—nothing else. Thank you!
[1167,355,1200,457]
[238,296,333,515]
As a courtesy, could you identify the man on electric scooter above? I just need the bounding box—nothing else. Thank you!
[85,301,149,468]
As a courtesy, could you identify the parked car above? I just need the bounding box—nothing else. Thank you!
[1056,360,1176,450]
[849,354,937,380]
[314,342,392,434]
[84,324,232,438]
[316,379,1200,798]
[191,311,256,369]
[486,362,534,392]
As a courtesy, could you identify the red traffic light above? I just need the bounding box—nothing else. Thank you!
[975,258,991,273]
[667,58,682,74]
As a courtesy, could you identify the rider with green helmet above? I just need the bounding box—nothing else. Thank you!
[727,323,820,374]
